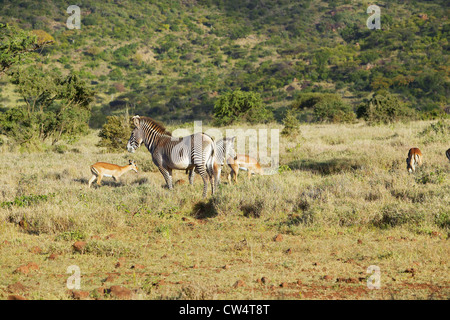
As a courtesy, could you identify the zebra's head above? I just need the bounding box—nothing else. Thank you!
[222,136,237,160]
[127,116,144,153]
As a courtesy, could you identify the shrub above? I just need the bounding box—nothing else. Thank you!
[419,120,449,143]
[97,114,131,152]
[375,204,425,228]
[313,99,356,123]
[415,168,445,185]
[213,89,274,125]
[356,91,415,125]
[291,92,356,123]
[281,109,301,136]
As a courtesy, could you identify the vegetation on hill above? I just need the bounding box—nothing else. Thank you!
[0,0,448,142]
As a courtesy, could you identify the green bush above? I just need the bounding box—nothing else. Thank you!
[281,109,301,136]
[419,120,449,143]
[290,92,355,123]
[356,91,415,125]
[97,115,132,152]
[313,99,356,123]
[213,89,274,125]
[375,204,426,228]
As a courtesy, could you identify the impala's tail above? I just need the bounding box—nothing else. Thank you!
[90,165,99,176]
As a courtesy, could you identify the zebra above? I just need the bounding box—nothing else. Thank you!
[126,115,218,197]
[186,136,236,185]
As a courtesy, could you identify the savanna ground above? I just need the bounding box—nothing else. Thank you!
[0,120,449,300]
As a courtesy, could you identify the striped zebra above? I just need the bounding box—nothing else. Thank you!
[446,148,450,162]
[186,136,236,185]
[126,115,218,197]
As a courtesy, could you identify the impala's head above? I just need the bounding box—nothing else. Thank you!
[127,116,144,153]
[129,160,138,173]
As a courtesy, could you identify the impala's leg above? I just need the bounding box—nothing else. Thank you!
[247,170,251,180]
[227,164,233,184]
[97,174,103,186]
[417,155,423,166]
[232,165,239,184]
[88,175,96,188]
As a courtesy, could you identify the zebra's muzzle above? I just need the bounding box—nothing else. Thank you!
[127,142,136,153]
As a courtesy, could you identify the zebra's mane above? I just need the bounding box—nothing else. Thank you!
[139,116,172,136]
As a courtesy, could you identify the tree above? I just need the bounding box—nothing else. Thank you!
[313,99,356,123]
[213,89,273,125]
[4,66,95,145]
[291,92,356,123]
[97,113,131,152]
[356,91,415,125]
[0,23,53,77]
[281,109,301,136]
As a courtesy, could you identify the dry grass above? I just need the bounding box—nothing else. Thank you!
[0,120,449,300]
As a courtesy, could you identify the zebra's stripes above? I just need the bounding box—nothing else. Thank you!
[126,115,217,197]
[187,136,236,185]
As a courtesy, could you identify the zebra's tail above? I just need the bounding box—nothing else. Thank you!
[206,138,216,177]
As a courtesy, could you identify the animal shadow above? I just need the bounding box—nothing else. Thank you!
[74,177,123,188]
[288,158,364,175]
[191,199,218,219]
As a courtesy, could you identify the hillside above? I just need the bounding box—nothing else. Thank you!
[0,0,449,127]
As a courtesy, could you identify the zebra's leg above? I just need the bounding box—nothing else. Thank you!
[158,166,173,190]
[216,164,222,186]
[195,165,209,198]
[209,163,219,195]
[188,169,195,185]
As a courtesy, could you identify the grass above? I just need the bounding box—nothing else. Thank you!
[0,120,449,300]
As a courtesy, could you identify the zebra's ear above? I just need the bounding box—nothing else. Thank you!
[132,115,140,128]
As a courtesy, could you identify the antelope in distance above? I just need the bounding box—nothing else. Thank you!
[227,154,263,184]
[406,147,423,173]
[126,115,218,198]
[88,160,138,188]
[446,148,450,162]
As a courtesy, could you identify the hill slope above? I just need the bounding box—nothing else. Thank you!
[0,0,448,126]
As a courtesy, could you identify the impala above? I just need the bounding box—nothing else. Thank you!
[227,154,263,184]
[88,160,138,188]
[406,148,423,173]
